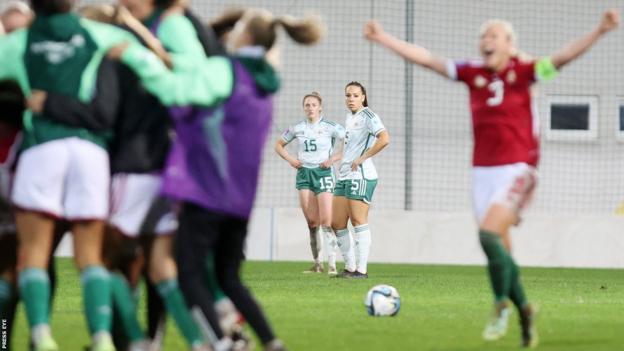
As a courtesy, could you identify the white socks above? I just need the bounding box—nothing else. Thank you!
[322,226,337,270]
[309,226,322,264]
[214,337,233,351]
[335,228,356,272]
[31,324,52,345]
[354,224,371,274]
[92,331,113,346]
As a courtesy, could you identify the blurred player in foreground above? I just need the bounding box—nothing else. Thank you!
[365,8,619,348]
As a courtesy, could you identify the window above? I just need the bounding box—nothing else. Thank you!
[545,96,598,141]
[617,99,624,141]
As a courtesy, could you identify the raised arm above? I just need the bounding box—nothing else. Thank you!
[83,19,233,108]
[108,41,233,107]
[115,6,173,68]
[274,138,302,169]
[364,20,449,77]
[0,30,29,91]
[550,9,619,70]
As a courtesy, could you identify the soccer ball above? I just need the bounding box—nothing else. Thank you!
[364,284,400,316]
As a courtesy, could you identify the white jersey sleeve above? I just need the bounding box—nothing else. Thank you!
[339,108,383,180]
[281,124,297,144]
[366,111,385,136]
[333,123,347,140]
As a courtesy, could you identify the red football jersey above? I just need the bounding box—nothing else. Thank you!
[451,57,539,167]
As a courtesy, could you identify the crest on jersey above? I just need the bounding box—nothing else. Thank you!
[506,70,517,84]
[474,75,487,88]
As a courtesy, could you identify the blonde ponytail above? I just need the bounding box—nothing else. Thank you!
[302,91,323,105]
[209,7,246,38]
[275,14,324,45]
[78,4,117,24]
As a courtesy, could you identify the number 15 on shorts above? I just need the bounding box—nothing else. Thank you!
[319,176,334,191]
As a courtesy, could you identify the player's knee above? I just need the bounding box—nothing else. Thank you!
[108,241,139,271]
[149,256,176,283]
[350,218,367,227]
[331,218,348,231]
[74,251,101,271]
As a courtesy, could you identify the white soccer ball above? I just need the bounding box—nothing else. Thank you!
[364,284,400,316]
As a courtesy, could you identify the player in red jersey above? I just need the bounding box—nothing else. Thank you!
[365,9,619,348]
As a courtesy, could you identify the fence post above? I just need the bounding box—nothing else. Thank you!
[404,0,414,210]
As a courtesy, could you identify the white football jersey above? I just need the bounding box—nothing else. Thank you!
[281,117,346,168]
[339,107,385,180]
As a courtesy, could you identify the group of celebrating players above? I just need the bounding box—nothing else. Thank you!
[0,0,327,350]
[0,0,620,350]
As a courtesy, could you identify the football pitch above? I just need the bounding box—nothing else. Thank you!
[11,259,623,350]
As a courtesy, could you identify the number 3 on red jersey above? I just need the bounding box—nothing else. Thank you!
[486,80,504,106]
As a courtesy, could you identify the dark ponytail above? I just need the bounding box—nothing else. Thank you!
[30,0,73,15]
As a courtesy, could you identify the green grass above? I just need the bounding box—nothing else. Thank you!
[11,259,624,350]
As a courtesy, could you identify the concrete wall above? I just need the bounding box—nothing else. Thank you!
[56,208,624,268]
[242,208,624,269]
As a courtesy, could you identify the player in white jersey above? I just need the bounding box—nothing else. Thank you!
[332,82,389,278]
[276,92,345,274]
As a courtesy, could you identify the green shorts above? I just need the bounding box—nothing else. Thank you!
[296,167,335,194]
[334,178,378,204]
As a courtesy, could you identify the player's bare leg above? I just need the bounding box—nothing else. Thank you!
[331,195,355,276]
[317,192,336,274]
[16,211,58,351]
[298,189,322,273]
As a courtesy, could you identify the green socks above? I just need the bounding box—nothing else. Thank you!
[479,230,529,309]
[110,273,145,342]
[508,257,528,309]
[0,277,13,317]
[81,265,112,335]
[205,254,226,301]
[479,230,511,303]
[156,279,203,345]
[19,268,50,327]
